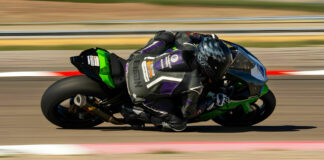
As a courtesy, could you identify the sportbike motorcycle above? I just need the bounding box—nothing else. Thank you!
[41,40,276,130]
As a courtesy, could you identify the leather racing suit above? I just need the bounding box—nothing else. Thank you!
[125,31,208,130]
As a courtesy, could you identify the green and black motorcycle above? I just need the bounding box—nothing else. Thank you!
[41,40,276,130]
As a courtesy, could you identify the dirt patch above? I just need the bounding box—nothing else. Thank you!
[0,0,320,23]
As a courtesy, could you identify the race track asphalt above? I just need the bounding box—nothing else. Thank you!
[0,49,323,145]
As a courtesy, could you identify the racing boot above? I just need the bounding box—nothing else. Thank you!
[162,114,187,132]
[142,99,187,131]
[121,105,150,129]
[150,114,187,132]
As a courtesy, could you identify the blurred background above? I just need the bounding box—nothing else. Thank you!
[1,0,324,159]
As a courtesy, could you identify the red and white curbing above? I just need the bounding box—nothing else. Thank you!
[267,70,324,76]
[0,71,83,77]
[1,141,324,155]
[0,70,324,77]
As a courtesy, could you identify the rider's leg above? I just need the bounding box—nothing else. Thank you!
[143,98,187,132]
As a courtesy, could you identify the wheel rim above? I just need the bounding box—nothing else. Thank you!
[217,98,265,124]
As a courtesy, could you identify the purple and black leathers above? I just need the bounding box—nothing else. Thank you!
[125,31,205,119]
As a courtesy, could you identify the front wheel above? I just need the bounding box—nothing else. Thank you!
[213,90,276,126]
[41,75,112,128]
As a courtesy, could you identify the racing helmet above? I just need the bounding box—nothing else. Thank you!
[196,37,233,82]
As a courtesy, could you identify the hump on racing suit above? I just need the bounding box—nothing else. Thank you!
[125,31,204,119]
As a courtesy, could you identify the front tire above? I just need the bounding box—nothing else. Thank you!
[213,90,276,126]
[41,75,111,128]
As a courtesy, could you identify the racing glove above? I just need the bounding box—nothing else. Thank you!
[213,93,230,107]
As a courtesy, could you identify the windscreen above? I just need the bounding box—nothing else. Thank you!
[225,41,268,83]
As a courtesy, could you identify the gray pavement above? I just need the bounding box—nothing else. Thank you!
[0,48,323,146]
[0,78,323,145]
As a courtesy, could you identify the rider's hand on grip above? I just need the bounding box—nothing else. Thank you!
[214,93,230,107]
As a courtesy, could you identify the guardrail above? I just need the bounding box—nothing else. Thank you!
[1,28,324,37]
[2,15,324,25]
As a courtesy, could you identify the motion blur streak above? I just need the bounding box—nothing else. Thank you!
[79,141,324,154]
[0,49,323,146]
[2,15,324,25]
[3,70,324,77]
[0,71,57,77]
[1,141,324,156]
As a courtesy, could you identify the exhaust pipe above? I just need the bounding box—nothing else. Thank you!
[74,94,87,107]
[73,94,124,125]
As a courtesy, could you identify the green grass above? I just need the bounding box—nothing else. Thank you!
[0,155,14,158]
[31,0,324,12]
[1,40,324,51]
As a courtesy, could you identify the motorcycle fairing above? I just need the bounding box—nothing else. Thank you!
[196,41,270,122]
[224,41,268,97]
[96,49,115,88]
[198,84,269,121]
[70,48,116,88]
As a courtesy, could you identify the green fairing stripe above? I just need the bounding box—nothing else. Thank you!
[260,84,269,96]
[199,84,269,121]
[97,49,115,88]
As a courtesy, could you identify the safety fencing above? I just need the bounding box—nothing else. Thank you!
[1,28,324,37]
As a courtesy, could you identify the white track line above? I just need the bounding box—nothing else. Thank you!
[0,71,57,77]
[0,144,94,155]
[1,142,324,156]
[288,70,324,75]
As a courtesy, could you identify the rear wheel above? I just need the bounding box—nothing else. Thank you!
[213,90,276,126]
[41,75,112,128]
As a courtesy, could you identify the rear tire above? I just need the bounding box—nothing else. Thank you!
[41,75,111,128]
[213,90,276,126]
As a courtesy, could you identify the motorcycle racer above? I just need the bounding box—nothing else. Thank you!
[124,31,233,131]
[44,30,275,132]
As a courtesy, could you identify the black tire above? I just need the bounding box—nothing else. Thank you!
[213,90,276,127]
[41,75,111,128]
